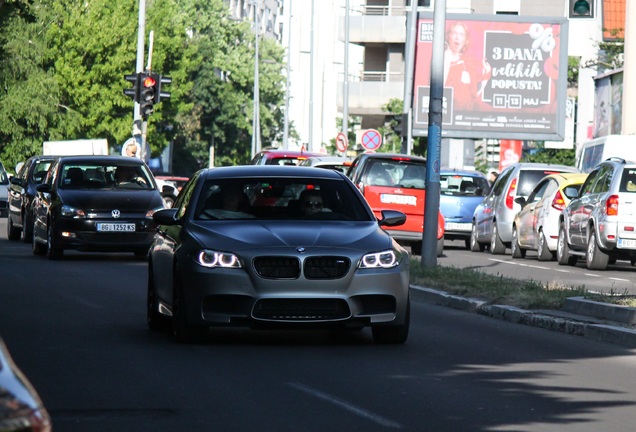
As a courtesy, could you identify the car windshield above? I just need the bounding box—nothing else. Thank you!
[365,159,426,188]
[440,174,489,196]
[195,178,372,221]
[619,168,636,193]
[59,163,154,190]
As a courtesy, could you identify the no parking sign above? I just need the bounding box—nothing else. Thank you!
[361,129,382,151]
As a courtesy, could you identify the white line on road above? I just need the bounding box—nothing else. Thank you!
[288,382,403,429]
[489,259,549,270]
[584,273,601,278]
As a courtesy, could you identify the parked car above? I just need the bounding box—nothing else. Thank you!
[155,175,189,192]
[557,157,636,270]
[298,155,353,173]
[32,156,165,259]
[6,156,59,242]
[439,169,490,249]
[250,148,323,166]
[471,162,580,254]
[511,172,588,261]
[346,153,445,256]
[148,165,410,344]
[0,161,8,217]
[0,337,52,432]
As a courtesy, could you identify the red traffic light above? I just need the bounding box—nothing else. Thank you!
[143,76,156,88]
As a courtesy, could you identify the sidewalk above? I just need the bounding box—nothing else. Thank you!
[411,285,636,349]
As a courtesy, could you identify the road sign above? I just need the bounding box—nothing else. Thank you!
[361,129,382,151]
[336,132,348,153]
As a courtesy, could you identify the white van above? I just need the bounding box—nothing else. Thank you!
[576,134,636,173]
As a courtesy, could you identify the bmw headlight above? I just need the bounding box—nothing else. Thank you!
[60,205,86,218]
[359,249,400,269]
[195,249,242,268]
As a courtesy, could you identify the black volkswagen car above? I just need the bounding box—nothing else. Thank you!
[32,155,165,259]
[6,155,58,242]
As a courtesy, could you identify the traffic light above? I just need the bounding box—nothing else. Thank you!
[569,0,593,18]
[123,73,140,102]
[393,113,408,138]
[154,75,172,104]
[139,72,157,118]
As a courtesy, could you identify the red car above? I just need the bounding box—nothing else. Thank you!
[250,148,324,166]
[347,153,445,256]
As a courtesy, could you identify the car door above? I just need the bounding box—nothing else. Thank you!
[516,179,550,247]
[474,166,513,241]
[568,167,604,248]
[532,178,559,246]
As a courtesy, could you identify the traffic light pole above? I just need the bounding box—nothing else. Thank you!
[134,0,147,161]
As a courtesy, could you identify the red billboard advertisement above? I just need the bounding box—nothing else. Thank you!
[412,14,569,141]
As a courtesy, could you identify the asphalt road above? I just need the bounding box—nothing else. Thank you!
[2,218,636,431]
[436,239,636,295]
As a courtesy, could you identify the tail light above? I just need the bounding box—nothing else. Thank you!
[606,194,619,216]
[505,178,518,209]
[551,190,566,211]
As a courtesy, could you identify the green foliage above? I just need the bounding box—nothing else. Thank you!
[521,143,576,166]
[0,0,287,174]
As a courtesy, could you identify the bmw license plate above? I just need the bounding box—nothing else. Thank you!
[97,223,136,232]
[617,238,636,249]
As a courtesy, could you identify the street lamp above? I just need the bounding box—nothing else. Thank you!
[251,0,261,159]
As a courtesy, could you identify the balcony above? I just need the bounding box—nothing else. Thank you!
[340,6,407,44]
[337,72,404,116]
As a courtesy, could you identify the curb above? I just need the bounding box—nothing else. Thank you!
[410,285,636,349]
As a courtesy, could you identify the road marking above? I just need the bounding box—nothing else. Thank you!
[584,273,601,278]
[609,277,630,282]
[288,382,403,429]
[489,259,549,270]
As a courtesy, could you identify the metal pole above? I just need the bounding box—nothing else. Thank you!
[251,0,261,158]
[422,0,446,268]
[308,0,315,151]
[283,0,292,150]
[342,0,350,153]
[402,0,418,155]
[134,0,146,159]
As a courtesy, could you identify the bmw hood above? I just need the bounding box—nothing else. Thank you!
[187,220,393,252]
[58,189,163,211]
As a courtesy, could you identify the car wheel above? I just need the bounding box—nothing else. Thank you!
[22,212,33,243]
[410,241,422,256]
[511,227,525,258]
[7,216,20,241]
[32,221,46,256]
[490,223,506,255]
[556,223,577,266]
[586,230,609,270]
[172,276,204,343]
[147,266,169,332]
[372,298,409,344]
[46,221,63,260]
[470,223,485,252]
[537,230,554,261]
[436,236,444,257]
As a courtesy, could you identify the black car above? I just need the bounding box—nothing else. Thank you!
[148,165,411,344]
[6,155,58,242]
[31,156,165,259]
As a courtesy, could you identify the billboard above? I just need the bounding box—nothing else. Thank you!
[412,14,569,141]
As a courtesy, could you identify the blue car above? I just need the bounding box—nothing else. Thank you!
[439,170,490,249]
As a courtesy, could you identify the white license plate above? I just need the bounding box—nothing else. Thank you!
[97,223,136,232]
[617,238,636,249]
[445,222,472,232]
[380,194,417,206]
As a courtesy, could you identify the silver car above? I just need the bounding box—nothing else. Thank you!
[0,162,8,217]
[558,157,636,270]
[471,162,580,254]
[148,166,411,344]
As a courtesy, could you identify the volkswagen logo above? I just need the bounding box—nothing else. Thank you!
[111,209,121,219]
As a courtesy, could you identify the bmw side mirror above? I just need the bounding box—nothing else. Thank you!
[153,208,179,225]
[378,210,406,227]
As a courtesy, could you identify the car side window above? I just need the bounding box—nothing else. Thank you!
[579,169,599,196]
[492,167,513,197]
[591,166,612,194]
[527,180,549,203]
